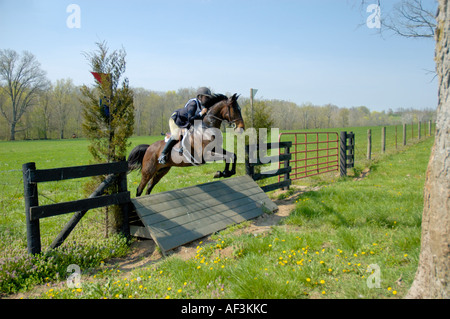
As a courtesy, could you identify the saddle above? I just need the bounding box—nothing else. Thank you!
[164,127,201,164]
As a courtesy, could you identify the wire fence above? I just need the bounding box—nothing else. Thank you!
[364,121,435,162]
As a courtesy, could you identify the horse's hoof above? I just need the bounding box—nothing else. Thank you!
[222,171,232,178]
[214,171,222,178]
[225,171,235,178]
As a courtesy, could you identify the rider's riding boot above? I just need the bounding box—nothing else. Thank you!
[158,137,178,164]
[178,135,184,155]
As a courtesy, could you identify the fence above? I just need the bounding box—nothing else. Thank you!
[277,132,355,182]
[340,131,355,177]
[22,161,130,254]
[278,132,339,181]
[245,141,292,192]
[367,121,435,160]
[245,132,355,192]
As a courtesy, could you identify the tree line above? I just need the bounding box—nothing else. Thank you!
[0,49,435,141]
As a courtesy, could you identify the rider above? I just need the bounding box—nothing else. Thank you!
[158,87,213,164]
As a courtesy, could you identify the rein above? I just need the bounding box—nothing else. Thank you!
[204,103,239,128]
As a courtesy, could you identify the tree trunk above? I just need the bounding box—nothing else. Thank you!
[10,121,16,141]
[406,0,449,299]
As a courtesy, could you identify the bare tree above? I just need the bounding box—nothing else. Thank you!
[35,88,53,139]
[0,49,49,140]
[382,0,437,38]
[323,104,338,128]
[53,78,75,139]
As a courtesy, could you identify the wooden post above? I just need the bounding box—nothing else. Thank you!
[367,129,372,160]
[282,144,291,190]
[395,125,398,149]
[250,88,254,128]
[347,132,355,168]
[411,121,414,139]
[339,131,347,177]
[403,123,407,146]
[428,120,432,136]
[118,166,130,238]
[418,121,421,139]
[381,127,386,154]
[23,162,41,255]
[245,144,255,178]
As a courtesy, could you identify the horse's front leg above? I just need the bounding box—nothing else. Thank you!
[213,148,236,178]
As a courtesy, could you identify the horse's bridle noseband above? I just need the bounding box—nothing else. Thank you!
[205,103,241,128]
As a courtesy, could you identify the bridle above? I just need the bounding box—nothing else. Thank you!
[205,102,241,129]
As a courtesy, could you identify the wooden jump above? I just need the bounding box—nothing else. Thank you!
[129,175,278,254]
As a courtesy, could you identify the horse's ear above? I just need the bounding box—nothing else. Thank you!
[231,93,240,101]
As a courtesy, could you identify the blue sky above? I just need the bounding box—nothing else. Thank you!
[0,0,437,111]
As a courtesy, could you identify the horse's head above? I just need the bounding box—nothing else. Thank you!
[204,93,245,133]
[225,93,245,133]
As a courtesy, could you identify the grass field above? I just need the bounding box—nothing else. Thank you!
[0,125,434,298]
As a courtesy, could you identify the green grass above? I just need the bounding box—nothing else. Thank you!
[3,133,432,299]
[0,128,432,298]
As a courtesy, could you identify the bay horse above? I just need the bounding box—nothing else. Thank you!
[127,93,245,196]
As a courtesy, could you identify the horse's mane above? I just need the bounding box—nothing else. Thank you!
[203,94,228,108]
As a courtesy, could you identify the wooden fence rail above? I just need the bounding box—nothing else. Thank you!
[245,141,292,192]
[22,161,130,254]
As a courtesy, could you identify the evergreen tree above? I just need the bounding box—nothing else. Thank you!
[80,41,134,162]
[79,41,134,235]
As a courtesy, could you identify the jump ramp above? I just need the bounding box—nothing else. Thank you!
[129,175,278,255]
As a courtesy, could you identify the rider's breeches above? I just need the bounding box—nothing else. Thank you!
[169,114,181,140]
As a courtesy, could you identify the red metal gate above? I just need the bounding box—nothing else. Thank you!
[278,132,339,181]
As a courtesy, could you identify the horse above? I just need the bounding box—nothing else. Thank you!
[127,93,245,196]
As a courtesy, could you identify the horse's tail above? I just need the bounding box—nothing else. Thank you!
[127,144,150,173]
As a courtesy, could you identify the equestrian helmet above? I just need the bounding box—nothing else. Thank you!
[197,87,212,98]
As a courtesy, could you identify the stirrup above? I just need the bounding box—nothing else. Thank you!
[173,147,184,156]
[158,154,167,164]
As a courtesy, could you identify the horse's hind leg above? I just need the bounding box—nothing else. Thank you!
[136,163,158,197]
[146,167,171,195]
[136,173,151,197]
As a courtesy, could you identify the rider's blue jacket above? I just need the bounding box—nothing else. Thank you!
[171,98,205,128]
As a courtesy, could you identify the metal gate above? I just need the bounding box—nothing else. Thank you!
[278,132,340,181]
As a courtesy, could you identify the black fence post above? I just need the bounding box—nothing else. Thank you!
[245,144,255,178]
[282,143,291,190]
[23,162,41,255]
[339,131,355,177]
[347,132,355,168]
[245,142,292,193]
[118,163,130,239]
[339,131,347,177]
